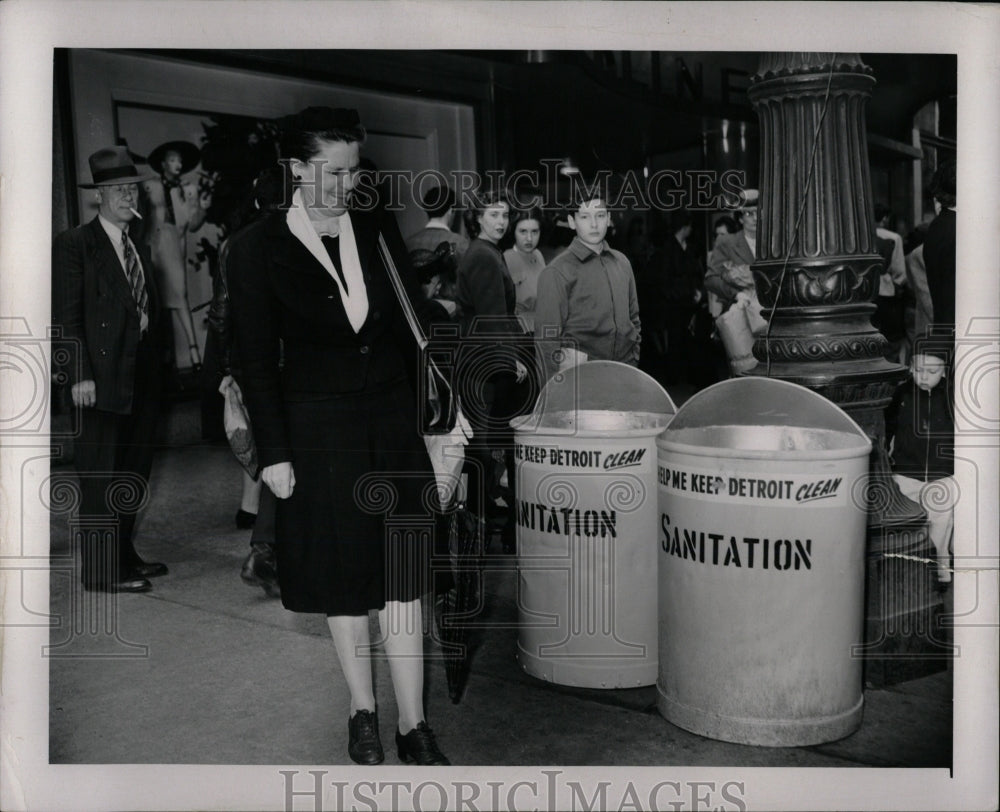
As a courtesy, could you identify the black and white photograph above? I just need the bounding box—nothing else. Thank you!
[1,2,998,811]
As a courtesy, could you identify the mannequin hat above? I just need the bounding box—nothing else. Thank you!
[148,140,202,175]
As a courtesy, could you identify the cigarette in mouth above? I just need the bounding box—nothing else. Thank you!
[129,207,143,219]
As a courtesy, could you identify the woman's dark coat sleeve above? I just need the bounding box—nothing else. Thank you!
[206,241,233,378]
[225,225,292,468]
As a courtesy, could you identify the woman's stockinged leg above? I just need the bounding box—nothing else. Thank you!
[327,614,377,714]
[377,598,425,733]
[170,307,202,367]
[240,470,261,514]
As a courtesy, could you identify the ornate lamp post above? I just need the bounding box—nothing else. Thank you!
[746,52,921,527]
[747,53,950,684]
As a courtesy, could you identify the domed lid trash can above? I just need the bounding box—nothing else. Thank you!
[511,362,676,688]
[655,377,872,745]
[515,360,676,434]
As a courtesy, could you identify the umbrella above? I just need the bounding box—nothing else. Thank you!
[423,412,483,702]
[438,501,485,704]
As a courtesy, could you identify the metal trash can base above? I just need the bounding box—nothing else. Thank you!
[656,689,864,747]
[517,647,657,689]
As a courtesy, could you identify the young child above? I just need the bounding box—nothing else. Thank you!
[887,344,956,585]
[533,193,641,384]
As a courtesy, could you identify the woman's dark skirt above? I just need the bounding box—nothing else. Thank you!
[275,379,439,615]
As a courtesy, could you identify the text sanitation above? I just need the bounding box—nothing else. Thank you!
[660,513,812,571]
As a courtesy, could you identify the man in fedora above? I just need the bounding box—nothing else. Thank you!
[53,145,169,592]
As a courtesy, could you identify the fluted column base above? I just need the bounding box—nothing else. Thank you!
[748,301,922,526]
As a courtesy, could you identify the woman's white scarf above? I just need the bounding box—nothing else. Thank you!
[286,189,369,332]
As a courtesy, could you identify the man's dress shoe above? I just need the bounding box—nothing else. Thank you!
[240,545,280,598]
[131,560,169,578]
[83,577,152,594]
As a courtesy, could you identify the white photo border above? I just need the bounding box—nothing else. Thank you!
[2,2,998,810]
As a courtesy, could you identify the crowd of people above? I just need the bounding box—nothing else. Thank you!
[52,101,958,766]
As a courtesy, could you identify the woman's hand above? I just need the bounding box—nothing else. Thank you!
[556,347,588,372]
[514,360,528,383]
[71,379,96,408]
[218,374,235,396]
[262,462,296,499]
[723,260,755,288]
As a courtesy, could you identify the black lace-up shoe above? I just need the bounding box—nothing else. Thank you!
[240,544,280,598]
[348,709,384,765]
[396,722,450,765]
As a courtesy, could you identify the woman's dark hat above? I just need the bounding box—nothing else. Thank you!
[147,140,202,175]
[78,146,154,188]
[409,241,457,284]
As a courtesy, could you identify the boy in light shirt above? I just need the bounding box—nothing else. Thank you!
[534,193,641,384]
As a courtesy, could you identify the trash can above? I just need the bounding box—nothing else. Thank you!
[511,361,675,688]
[655,377,871,746]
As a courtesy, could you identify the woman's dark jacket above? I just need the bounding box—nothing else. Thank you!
[225,198,421,468]
[206,230,245,379]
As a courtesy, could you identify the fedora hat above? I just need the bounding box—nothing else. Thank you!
[79,146,153,188]
[148,140,202,175]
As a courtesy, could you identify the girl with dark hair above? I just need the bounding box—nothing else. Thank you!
[456,192,529,553]
[503,206,546,335]
[227,106,449,766]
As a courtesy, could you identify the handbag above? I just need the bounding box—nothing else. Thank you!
[716,300,758,374]
[378,233,459,434]
[222,382,259,479]
[744,290,769,335]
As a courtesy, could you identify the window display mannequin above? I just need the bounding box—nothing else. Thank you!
[142,140,213,370]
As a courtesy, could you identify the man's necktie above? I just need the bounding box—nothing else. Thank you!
[122,228,149,328]
[321,235,350,293]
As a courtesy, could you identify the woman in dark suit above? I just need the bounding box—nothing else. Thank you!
[226,107,448,766]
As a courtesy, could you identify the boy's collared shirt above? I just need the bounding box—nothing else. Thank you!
[534,235,641,383]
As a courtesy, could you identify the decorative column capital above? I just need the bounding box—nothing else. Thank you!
[751,53,873,82]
